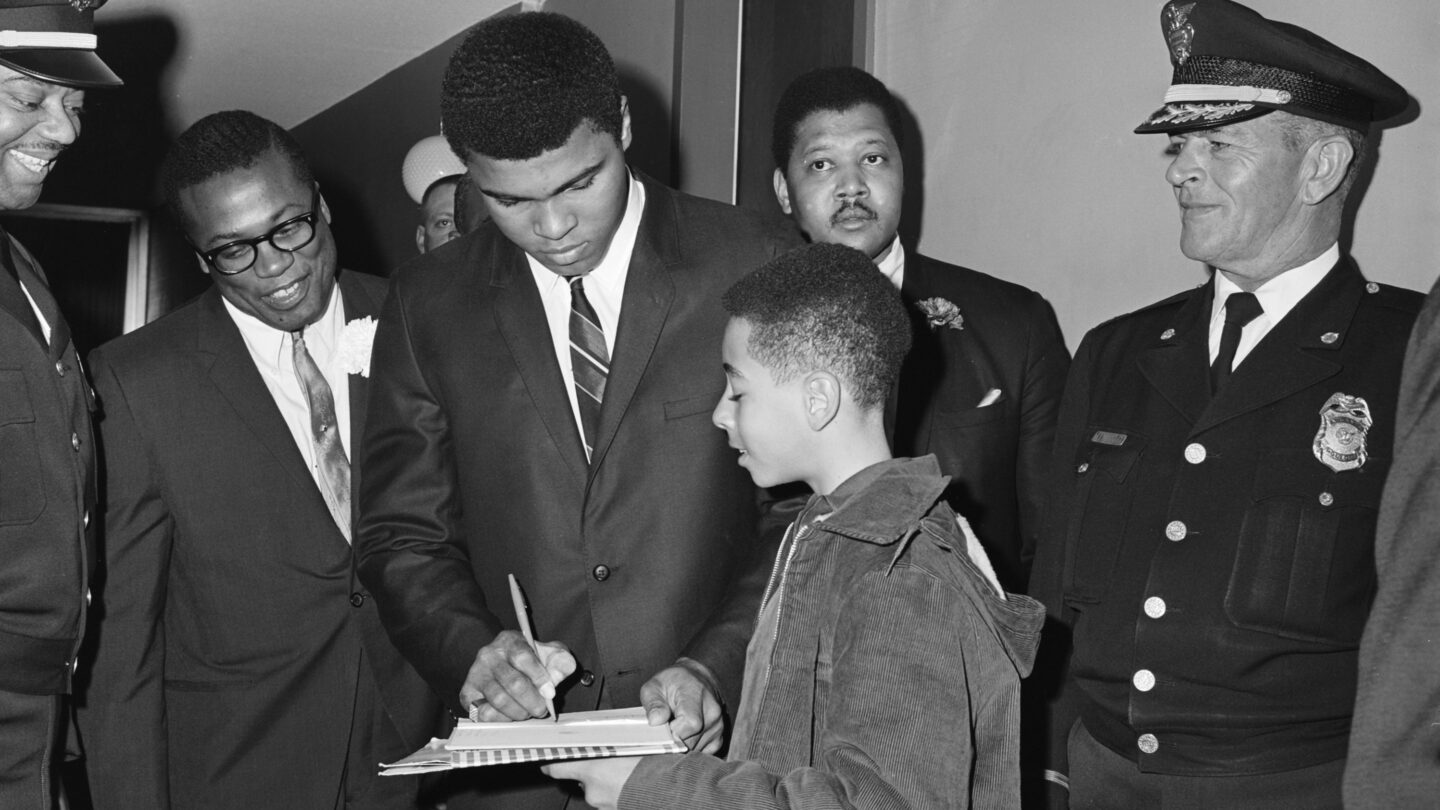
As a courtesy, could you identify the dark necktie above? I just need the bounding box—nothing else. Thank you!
[1210,292,1263,393]
[569,276,609,461]
[292,329,352,541]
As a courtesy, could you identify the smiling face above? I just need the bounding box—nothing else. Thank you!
[774,103,903,263]
[178,147,338,331]
[712,318,813,490]
[1164,114,1313,283]
[0,66,84,211]
[467,105,632,278]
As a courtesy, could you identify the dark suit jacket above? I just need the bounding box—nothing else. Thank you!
[356,174,794,806]
[78,271,440,810]
[0,232,96,695]
[894,253,1069,592]
[1345,271,1440,808]
[1030,259,1421,783]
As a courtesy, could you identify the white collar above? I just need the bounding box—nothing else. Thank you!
[1210,242,1339,329]
[527,170,645,302]
[875,236,905,290]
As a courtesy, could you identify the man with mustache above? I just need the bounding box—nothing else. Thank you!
[0,2,120,806]
[771,66,1070,592]
[1030,1,1419,806]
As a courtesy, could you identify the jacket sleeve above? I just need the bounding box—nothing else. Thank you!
[354,281,502,714]
[1014,293,1071,589]
[625,566,988,810]
[1024,331,1098,808]
[77,350,174,810]
[1343,288,1440,808]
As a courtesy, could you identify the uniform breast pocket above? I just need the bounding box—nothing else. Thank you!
[1224,450,1383,645]
[1065,430,1146,603]
[0,370,46,526]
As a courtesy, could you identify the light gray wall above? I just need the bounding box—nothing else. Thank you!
[873,0,1439,350]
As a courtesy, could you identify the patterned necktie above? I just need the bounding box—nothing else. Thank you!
[292,329,352,542]
[1211,291,1263,393]
[569,276,609,461]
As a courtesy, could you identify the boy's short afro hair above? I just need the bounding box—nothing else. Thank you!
[723,243,911,411]
[441,11,624,162]
[771,66,905,170]
[159,110,313,232]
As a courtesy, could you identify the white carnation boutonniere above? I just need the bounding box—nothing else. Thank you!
[917,297,964,331]
[337,316,378,378]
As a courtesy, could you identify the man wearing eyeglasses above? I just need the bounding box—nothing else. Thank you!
[77,111,440,810]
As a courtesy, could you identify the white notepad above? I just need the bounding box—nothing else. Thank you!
[380,707,686,775]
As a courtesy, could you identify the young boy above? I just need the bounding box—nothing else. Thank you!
[544,242,1045,808]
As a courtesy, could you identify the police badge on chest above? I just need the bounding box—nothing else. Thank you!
[1313,393,1372,472]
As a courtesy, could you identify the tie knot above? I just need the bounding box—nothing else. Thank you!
[1224,292,1263,328]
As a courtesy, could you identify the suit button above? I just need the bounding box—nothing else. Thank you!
[592,564,611,582]
[1144,596,1166,618]
[1133,669,1156,692]
[55,360,65,376]
[1137,733,1160,755]
[1165,520,1187,541]
[579,670,596,687]
[1318,492,1334,506]
[1183,443,1206,464]
[71,433,81,451]
[1076,462,1090,474]
[349,592,365,607]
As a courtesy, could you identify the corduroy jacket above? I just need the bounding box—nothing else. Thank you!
[620,455,1045,809]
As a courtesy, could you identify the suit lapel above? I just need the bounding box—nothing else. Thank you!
[0,231,59,352]
[338,272,380,454]
[195,287,314,490]
[488,240,591,479]
[894,254,993,453]
[1138,284,1213,427]
[1193,259,1356,435]
[590,181,675,473]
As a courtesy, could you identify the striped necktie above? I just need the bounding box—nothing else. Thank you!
[569,276,609,461]
[292,329,352,541]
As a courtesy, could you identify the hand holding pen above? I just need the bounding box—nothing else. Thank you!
[460,574,575,722]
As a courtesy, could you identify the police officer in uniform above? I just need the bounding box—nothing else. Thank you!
[1030,1,1420,807]
[0,1,121,807]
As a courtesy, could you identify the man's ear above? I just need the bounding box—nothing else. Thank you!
[1302,135,1355,205]
[619,95,633,151]
[772,167,793,216]
[415,225,427,254]
[803,371,841,431]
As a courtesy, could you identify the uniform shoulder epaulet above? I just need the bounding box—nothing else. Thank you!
[1359,279,1426,315]
[1092,287,1195,331]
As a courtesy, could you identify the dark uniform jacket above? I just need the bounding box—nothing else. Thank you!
[895,253,1069,591]
[0,232,95,696]
[79,271,441,810]
[356,173,795,808]
[1031,258,1422,777]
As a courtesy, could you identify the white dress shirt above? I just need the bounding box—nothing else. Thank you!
[222,284,352,489]
[875,235,905,290]
[1208,243,1339,370]
[526,171,646,439]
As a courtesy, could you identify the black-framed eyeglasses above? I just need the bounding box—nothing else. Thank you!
[193,186,322,275]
